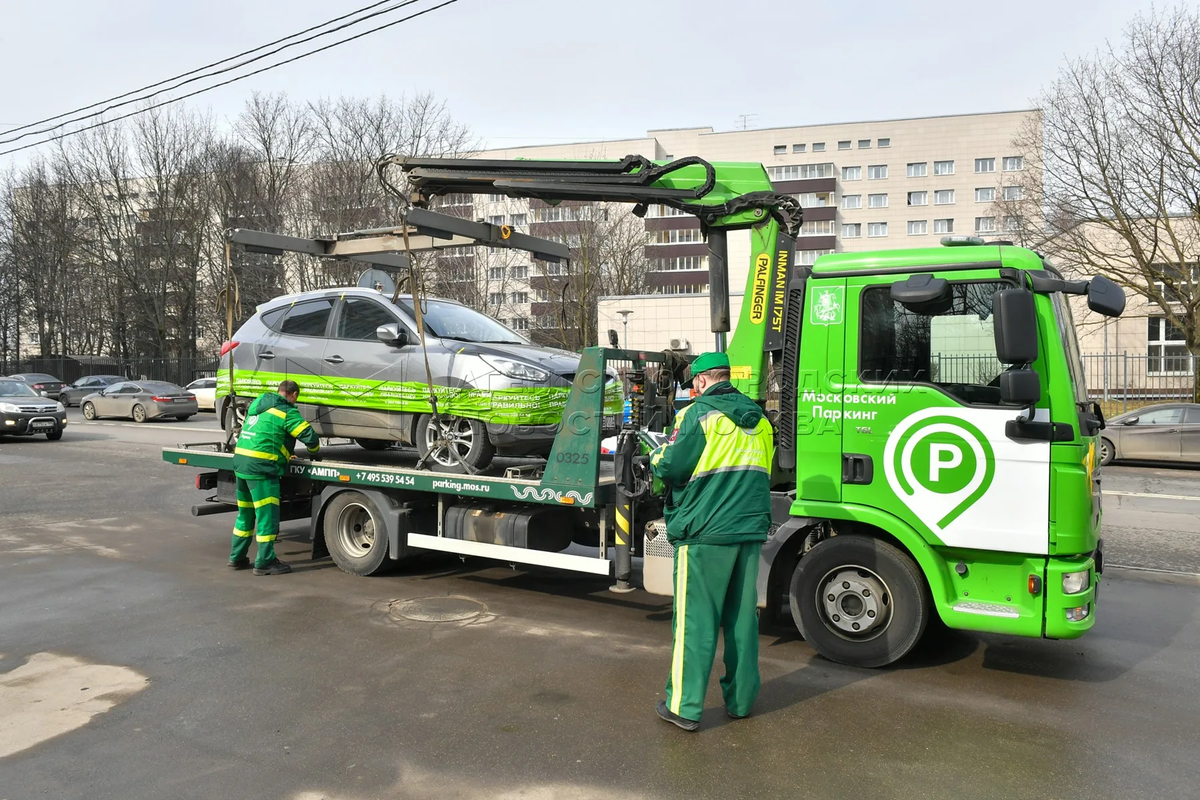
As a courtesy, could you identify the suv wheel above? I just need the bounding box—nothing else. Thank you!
[415,414,495,473]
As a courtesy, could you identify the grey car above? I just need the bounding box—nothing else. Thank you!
[0,379,67,440]
[1099,403,1200,465]
[60,374,126,407]
[219,287,611,472]
[80,380,199,422]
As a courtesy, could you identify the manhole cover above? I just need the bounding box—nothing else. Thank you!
[389,596,486,623]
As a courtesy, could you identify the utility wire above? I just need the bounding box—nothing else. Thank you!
[0,0,458,159]
[0,0,425,147]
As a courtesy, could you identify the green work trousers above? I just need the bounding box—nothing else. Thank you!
[664,540,762,722]
[230,476,281,569]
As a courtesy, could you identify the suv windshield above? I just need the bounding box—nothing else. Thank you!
[395,298,526,344]
[0,381,38,397]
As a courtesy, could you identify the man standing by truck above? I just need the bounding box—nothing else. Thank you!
[649,352,775,731]
[229,380,322,576]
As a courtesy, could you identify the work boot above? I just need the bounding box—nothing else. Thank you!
[655,700,699,732]
[228,558,250,570]
[253,558,292,576]
[727,709,750,720]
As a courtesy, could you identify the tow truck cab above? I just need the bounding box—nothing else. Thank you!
[774,239,1119,650]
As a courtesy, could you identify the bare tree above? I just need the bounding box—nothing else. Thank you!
[1000,5,1200,391]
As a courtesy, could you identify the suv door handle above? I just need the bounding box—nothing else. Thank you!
[324,355,344,364]
[259,350,276,360]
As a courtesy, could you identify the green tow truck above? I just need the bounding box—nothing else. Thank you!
[166,155,1125,667]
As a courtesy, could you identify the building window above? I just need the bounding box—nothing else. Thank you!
[813,142,826,152]
[1148,317,1192,374]
[510,317,530,331]
[769,163,834,180]
[842,166,862,181]
[868,193,888,208]
[488,292,505,305]
[878,138,890,148]
[793,143,806,153]
[907,220,928,236]
[798,249,834,265]
[532,205,592,223]
[934,218,955,234]
[907,162,927,177]
[652,228,704,244]
[798,220,836,236]
[867,222,888,238]
[488,193,504,202]
[655,283,709,295]
[934,160,955,176]
[858,139,871,149]
[907,191,928,206]
[510,291,528,304]
[975,187,996,203]
[1003,216,1022,232]
[1002,186,1023,201]
[838,140,852,150]
[646,204,691,218]
[1003,156,1024,171]
[488,215,504,226]
[652,255,708,271]
[975,216,996,233]
[511,265,528,279]
[975,158,996,173]
[867,165,888,180]
[796,191,834,208]
[842,223,862,238]
[774,145,787,155]
[488,267,505,280]
[842,194,862,210]
[509,213,527,227]
[934,189,955,205]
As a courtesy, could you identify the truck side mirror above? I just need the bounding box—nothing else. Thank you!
[1087,275,1126,318]
[376,323,408,347]
[992,289,1038,364]
[999,369,1041,406]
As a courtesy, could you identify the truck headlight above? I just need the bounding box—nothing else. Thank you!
[1065,605,1091,622]
[480,355,549,383]
[0,402,19,413]
[1062,570,1091,595]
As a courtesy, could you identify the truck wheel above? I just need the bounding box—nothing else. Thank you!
[355,438,392,451]
[415,414,495,473]
[790,534,929,668]
[1098,437,1114,466]
[323,491,391,577]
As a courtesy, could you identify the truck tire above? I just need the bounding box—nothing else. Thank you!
[415,414,495,473]
[790,534,929,668]
[323,491,391,577]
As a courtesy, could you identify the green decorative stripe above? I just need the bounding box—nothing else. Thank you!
[217,369,622,425]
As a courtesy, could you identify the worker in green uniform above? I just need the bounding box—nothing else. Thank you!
[229,380,321,576]
[649,352,775,731]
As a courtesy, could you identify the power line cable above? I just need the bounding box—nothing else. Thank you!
[0,0,407,139]
[0,0,427,147]
[0,0,458,159]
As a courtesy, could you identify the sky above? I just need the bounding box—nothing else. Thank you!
[0,0,1174,161]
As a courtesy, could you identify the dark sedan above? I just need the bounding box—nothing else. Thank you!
[81,380,198,422]
[0,379,67,440]
[1100,402,1200,465]
[60,374,127,407]
[6,373,65,400]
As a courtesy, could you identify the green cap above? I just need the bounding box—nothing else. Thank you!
[682,351,731,388]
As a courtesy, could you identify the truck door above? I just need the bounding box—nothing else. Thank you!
[794,277,847,504]
[840,273,1052,555]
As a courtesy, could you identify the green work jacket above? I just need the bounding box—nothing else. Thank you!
[232,392,321,479]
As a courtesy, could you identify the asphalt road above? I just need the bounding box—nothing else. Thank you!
[0,410,1198,799]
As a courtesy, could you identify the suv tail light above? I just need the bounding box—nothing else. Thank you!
[219,340,240,357]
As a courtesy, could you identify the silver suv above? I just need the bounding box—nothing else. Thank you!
[219,288,608,472]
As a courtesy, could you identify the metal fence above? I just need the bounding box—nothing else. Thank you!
[0,355,219,387]
[1081,353,1196,411]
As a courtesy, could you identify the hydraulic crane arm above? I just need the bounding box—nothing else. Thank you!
[377,154,804,402]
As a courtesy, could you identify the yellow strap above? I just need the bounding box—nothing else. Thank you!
[232,528,253,538]
[255,534,277,542]
[253,496,280,508]
[265,407,287,419]
[669,544,689,715]
[290,420,310,437]
[235,447,279,461]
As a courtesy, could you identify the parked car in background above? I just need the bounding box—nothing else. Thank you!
[184,377,217,411]
[6,373,65,400]
[80,380,198,423]
[60,374,127,407]
[1100,403,1200,465]
[0,378,67,440]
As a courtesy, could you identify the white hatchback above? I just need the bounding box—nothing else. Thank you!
[185,377,218,411]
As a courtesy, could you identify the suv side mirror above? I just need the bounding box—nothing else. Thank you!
[376,323,408,347]
[1122,416,1139,426]
[999,369,1041,406]
[1087,275,1126,318]
[992,289,1038,364]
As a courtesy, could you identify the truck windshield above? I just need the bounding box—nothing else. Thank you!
[394,299,527,345]
[1051,292,1090,406]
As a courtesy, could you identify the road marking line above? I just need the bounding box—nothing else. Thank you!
[1104,490,1200,502]
[78,421,223,432]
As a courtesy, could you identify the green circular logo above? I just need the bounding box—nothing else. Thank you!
[909,431,979,494]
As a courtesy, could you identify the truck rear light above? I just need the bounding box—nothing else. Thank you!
[1065,605,1090,622]
[219,340,240,357]
[1062,570,1090,595]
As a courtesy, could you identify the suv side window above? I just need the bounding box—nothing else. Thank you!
[261,307,287,331]
[859,280,1008,405]
[337,297,397,340]
[278,299,334,336]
